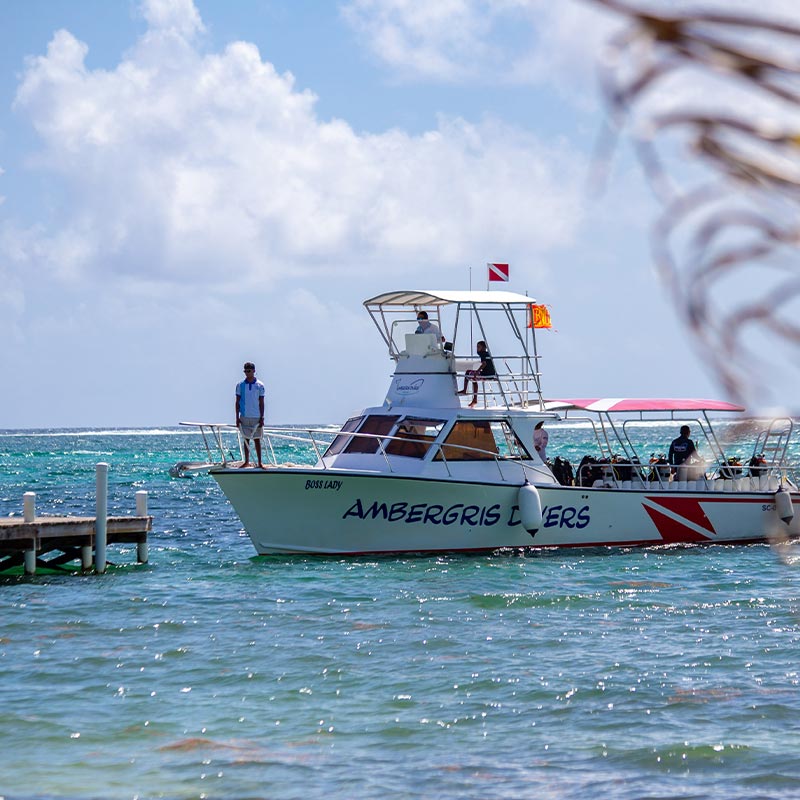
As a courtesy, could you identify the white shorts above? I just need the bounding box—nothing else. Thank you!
[239,417,263,440]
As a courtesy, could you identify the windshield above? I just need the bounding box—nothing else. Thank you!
[323,416,364,457]
[385,417,447,458]
[343,415,401,454]
[434,420,530,461]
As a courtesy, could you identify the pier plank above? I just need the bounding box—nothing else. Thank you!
[0,516,151,537]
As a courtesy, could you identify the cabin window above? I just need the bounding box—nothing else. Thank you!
[323,416,364,457]
[434,420,531,461]
[343,415,401,454]
[492,421,531,459]
[434,421,499,461]
[385,417,446,459]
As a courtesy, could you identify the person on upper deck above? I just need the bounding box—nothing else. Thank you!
[668,425,696,470]
[458,340,496,408]
[415,311,443,342]
[236,362,265,469]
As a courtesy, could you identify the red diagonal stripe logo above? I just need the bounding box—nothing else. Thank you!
[642,505,712,543]
[647,496,716,532]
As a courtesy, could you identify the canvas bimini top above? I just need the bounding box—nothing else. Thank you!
[544,398,745,414]
[364,290,537,308]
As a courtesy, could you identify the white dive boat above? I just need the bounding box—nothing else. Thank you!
[180,290,800,554]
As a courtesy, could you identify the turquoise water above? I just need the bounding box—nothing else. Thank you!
[2,426,800,800]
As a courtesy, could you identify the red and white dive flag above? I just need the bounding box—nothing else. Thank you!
[487,263,509,282]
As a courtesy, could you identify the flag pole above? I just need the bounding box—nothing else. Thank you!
[469,266,473,347]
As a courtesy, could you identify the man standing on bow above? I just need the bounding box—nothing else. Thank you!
[235,361,265,468]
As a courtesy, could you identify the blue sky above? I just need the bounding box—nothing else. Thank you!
[0,0,795,427]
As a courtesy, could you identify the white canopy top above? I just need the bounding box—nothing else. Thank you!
[364,290,537,307]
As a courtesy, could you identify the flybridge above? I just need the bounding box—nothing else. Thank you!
[363,289,546,410]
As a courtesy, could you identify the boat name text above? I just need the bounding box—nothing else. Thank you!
[512,503,591,530]
[305,479,343,491]
[343,499,502,526]
[342,499,591,529]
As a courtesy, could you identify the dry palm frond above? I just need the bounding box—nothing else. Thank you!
[587,0,800,408]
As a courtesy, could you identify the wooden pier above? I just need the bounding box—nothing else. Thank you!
[0,463,152,575]
[0,514,152,575]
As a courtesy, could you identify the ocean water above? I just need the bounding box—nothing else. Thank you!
[1,425,800,800]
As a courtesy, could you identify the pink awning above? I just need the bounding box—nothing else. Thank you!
[544,398,745,413]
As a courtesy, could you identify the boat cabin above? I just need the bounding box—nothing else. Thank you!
[318,404,558,484]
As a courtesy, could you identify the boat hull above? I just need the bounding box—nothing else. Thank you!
[211,468,800,555]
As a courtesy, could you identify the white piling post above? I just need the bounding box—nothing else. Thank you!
[81,545,93,570]
[135,490,149,564]
[23,492,36,522]
[23,492,36,575]
[95,462,109,574]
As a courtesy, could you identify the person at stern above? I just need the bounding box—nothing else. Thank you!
[668,425,696,472]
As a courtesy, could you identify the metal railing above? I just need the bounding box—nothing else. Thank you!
[573,452,798,490]
[175,421,799,491]
[455,357,544,409]
[170,422,241,476]
[176,422,553,484]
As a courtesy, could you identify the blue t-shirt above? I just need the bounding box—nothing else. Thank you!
[236,379,265,417]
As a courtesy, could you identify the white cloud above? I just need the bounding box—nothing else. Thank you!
[340,0,620,91]
[140,0,205,38]
[0,203,25,344]
[340,0,800,104]
[6,0,586,291]
[341,0,492,81]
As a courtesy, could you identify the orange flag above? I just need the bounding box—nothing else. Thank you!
[528,304,552,329]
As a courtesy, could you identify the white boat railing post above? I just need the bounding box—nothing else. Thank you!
[202,425,215,463]
[95,462,109,574]
[23,492,36,574]
[308,431,323,465]
[136,490,149,563]
[433,444,452,477]
[265,430,278,466]
[376,437,394,473]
